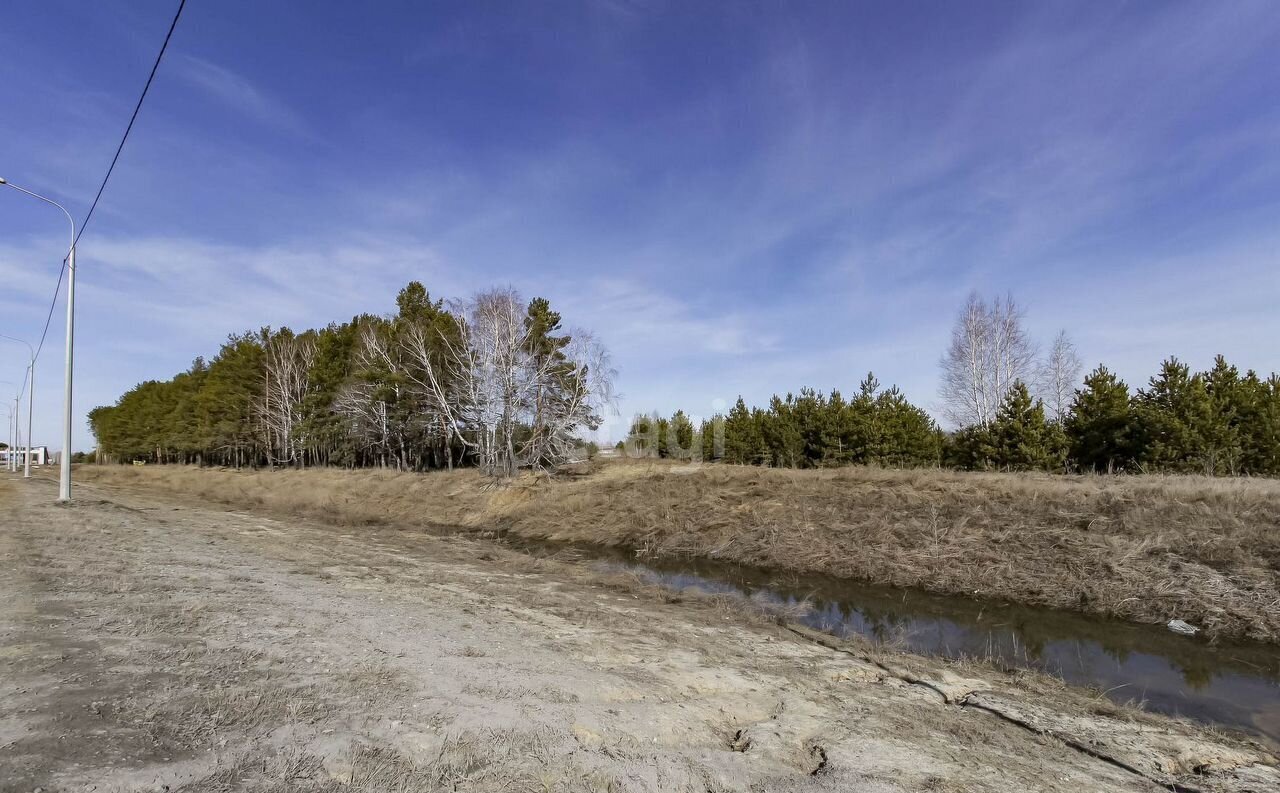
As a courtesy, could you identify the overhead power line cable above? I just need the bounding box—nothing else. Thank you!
[28,0,186,365]
[32,263,66,362]
[73,0,186,249]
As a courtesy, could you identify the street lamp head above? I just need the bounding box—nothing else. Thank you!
[0,177,7,184]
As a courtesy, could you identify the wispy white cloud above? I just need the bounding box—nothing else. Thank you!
[173,55,309,136]
[5,2,1280,454]
[568,278,779,359]
[78,234,448,341]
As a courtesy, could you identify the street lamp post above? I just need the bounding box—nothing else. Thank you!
[0,178,77,500]
[10,399,17,473]
[0,381,14,473]
[1,335,36,478]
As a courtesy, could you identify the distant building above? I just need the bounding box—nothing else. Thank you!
[0,446,50,466]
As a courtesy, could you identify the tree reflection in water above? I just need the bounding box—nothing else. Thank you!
[581,547,1280,745]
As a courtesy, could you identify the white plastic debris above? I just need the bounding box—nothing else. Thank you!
[1167,619,1200,636]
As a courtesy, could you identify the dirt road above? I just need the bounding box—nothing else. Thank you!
[2,474,1277,792]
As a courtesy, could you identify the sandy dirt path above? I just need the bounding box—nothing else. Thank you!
[2,473,1277,793]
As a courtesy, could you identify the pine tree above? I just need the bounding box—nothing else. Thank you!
[523,297,572,361]
[654,415,672,458]
[626,414,655,457]
[668,410,694,460]
[987,382,1065,471]
[1132,358,1215,473]
[791,387,836,467]
[870,385,942,467]
[395,281,434,322]
[723,397,763,465]
[1065,366,1132,472]
[943,424,993,470]
[523,296,585,469]
[825,388,851,464]
[89,282,614,474]
[837,374,878,465]
[1248,375,1280,475]
[1203,355,1247,475]
[395,283,463,469]
[699,415,724,462]
[762,394,803,467]
[724,398,750,463]
[298,322,359,467]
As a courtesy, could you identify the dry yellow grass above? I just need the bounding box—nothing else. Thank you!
[77,460,1280,642]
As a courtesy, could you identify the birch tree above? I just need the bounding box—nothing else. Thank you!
[396,296,466,470]
[1037,330,1083,423]
[254,328,317,465]
[522,326,616,467]
[415,289,616,476]
[459,288,527,475]
[334,319,399,467]
[939,293,1037,427]
[92,281,617,475]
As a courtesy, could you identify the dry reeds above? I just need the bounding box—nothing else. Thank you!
[78,461,1280,642]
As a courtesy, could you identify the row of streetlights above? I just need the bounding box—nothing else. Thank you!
[1,334,35,478]
[0,177,77,501]
[2,380,20,475]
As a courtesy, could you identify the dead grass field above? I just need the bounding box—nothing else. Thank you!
[8,471,1280,791]
[77,460,1280,643]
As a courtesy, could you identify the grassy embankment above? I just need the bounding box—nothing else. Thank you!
[76,460,1280,643]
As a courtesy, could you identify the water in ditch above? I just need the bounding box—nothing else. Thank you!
[548,545,1280,747]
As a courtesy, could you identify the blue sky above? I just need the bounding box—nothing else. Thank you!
[2,1,1279,451]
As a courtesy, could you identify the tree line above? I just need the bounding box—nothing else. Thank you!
[624,294,1280,476]
[89,282,615,476]
[624,374,942,468]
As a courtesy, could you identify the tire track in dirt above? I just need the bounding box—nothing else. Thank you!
[4,474,1277,792]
